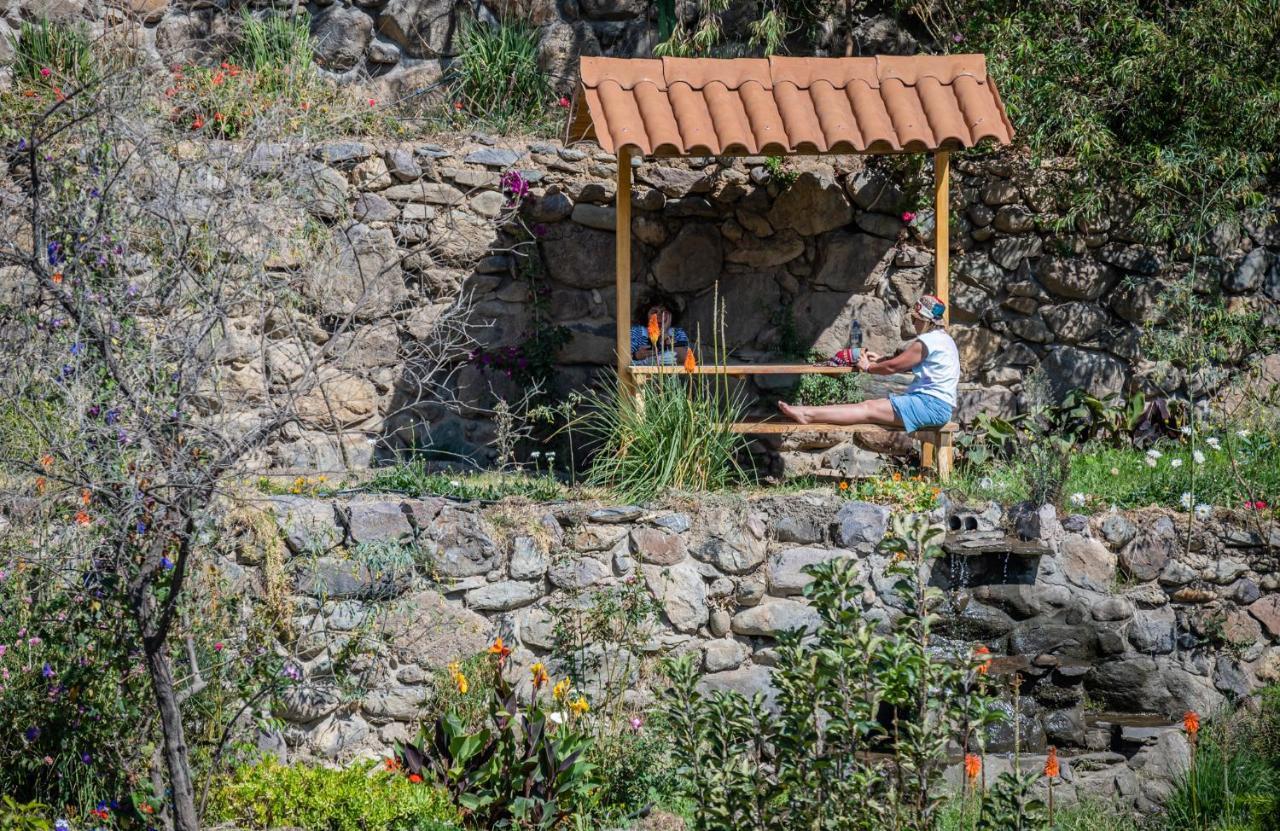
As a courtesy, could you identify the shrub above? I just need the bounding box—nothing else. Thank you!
[450,20,554,133]
[791,371,863,406]
[208,759,461,831]
[360,465,565,502]
[9,18,93,87]
[661,515,1003,830]
[0,797,51,831]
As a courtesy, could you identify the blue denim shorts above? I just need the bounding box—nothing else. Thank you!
[889,392,953,433]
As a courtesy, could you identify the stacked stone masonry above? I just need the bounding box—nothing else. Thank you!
[247,491,1280,811]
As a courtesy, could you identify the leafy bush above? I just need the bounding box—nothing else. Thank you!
[840,471,942,512]
[450,20,555,134]
[577,370,753,503]
[9,18,93,87]
[361,465,565,502]
[0,797,51,831]
[232,11,314,78]
[209,759,461,831]
[791,371,863,406]
[661,515,1003,830]
[581,719,680,823]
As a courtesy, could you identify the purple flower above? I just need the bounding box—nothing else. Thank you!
[501,170,530,201]
[532,223,548,237]
[70,342,84,356]
[47,241,64,265]
[87,405,100,417]
[159,557,174,570]
[136,522,147,534]
[629,716,643,732]
[42,663,54,678]
[105,409,119,425]
[81,753,91,764]
[89,187,100,198]
[16,138,26,151]
[953,33,964,43]
[24,726,40,742]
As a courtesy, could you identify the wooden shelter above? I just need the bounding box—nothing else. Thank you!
[565,55,1015,478]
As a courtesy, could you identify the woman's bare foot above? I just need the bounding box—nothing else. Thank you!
[777,401,811,425]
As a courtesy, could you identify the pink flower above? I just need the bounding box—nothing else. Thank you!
[953,33,964,43]
[902,211,916,223]
[368,98,377,107]
[44,756,54,765]
[558,96,570,108]
[214,642,224,652]
[40,67,51,78]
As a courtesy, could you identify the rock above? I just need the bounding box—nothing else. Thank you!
[509,536,548,579]
[270,496,340,555]
[834,501,890,551]
[732,599,821,637]
[385,589,492,667]
[1127,606,1177,654]
[723,229,806,267]
[993,205,1035,233]
[295,556,413,600]
[639,166,711,197]
[1059,535,1117,593]
[548,555,612,590]
[1036,258,1119,300]
[1009,623,1099,660]
[295,370,378,429]
[1039,346,1126,399]
[1098,243,1162,275]
[362,686,423,723]
[703,639,750,672]
[653,223,723,293]
[419,507,500,578]
[1232,578,1261,605]
[569,203,615,230]
[382,181,465,204]
[768,546,858,596]
[1208,559,1248,585]
[1119,529,1174,582]
[384,148,421,182]
[1223,608,1262,645]
[1158,560,1197,587]
[1042,302,1108,343]
[768,169,852,236]
[854,212,903,239]
[1215,656,1252,698]
[530,191,573,222]
[540,223,646,289]
[982,181,1020,206]
[643,562,708,633]
[1248,596,1280,638]
[1092,598,1134,622]
[589,506,643,523]
[699,665,778,710]
[464,147,521,168]
[378,0,465,58]
[630,527,687,565]
[341,500,413,544]
[1224,247,1270,293]
[353,192,397,222]
[774,514,825,545]
[991,236,1044,270]
[466,581,542,611]
[846,169,906,214]
[654,513,692,534]
[709,609,732,637]
[812,231,895,291]
[1085,656,1169,713]
[1100,514,1137,547]
[278,683,342,723]
[311,4,374,72]
[310,223,405,318]
[312,714,371,759]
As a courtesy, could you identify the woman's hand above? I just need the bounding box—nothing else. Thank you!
[856,352,873,372]
[864,351,882,362]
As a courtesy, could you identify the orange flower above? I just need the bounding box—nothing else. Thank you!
[74,510,91,526]
[35,477,46,494]
[54,87,65,102]
[214,112,225,122]
[41,454,53,469]
[892,471,902,482]
[384,757,400,771]
[964,753,981,781]
[80,488,91,505]
[647,312,660,345]
[191,115,204,130]
[408,773,422,784]
[683,349,697,373]
[1183,710,1200,737]
[974,645,992,675]
[301,101,311,112]
[839,481,849,491]
[212,72,225,85]
[488,636,511,662]
[530,662,549,688]
[51,272,63,284]
[1043,746,1059,778]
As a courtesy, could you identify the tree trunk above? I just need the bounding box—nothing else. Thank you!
[141,620,200,831]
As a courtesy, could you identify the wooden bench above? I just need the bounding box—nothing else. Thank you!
[628,364,957,480]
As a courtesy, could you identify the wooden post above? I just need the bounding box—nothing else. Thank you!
[922,150,951,473]
[616,147,633,397]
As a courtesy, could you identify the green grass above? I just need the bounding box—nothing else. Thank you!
[361,464,566,502]
[953,431,1280,512]
[937,795,1143,831]
[449,19,556,134]
[9,17,94,87]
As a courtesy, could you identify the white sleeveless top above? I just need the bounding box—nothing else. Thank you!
[905,330,960,407]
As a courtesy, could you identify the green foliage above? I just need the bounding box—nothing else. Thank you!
[0,798,51,831]
[764,156,799,187]
[977,770,1048,830]
[577,371,753,503]
[396,655,598,829]
[9,18,93,87]
[933,0,1279,248]
[1142,273,1274,371]
[450,20,555,134]
[208,759,461,831]
[232,11,314,77]
[661,515,1003,830]
[791,371,864,406]
[361,464,565,502]
[581,720,680,822]
[939,796,1139,831]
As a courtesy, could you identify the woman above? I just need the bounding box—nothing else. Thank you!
[630,292,691,366]
[778,295,959,433]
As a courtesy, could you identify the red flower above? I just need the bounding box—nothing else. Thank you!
[558,96,570,108]
[454,101,464,111]
[408,773,422,783]
[974,645,992,675]
[191,115,205,130]
[488,636,511,662]
[74,510,91,526]
[1184,710,1200,737]
[964,753,981,780]
[301,101,311,112]
[212,72,225,85]
[902,210,916,223]
[1043,746,1059,778]
[368,98,377,107]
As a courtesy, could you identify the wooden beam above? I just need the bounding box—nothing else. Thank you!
[934,150,950,323]
[616,148,633,394]
[631,363,856,377]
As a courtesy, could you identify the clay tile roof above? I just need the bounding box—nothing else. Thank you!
[566,55,1014,156]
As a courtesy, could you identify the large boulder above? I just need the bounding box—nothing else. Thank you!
[1042,302,1109,344]
[1036,257,1119,300]
[378,0,466,58]
[312,5,374,72]
[653,223,723,293]
[684,272,781,351]
[311,223,405,318]
[768,546,859,595]
[539,223,646,289]
[1039,346,1126,399]
[768,169,852,236]
[643,562,708,633]
[732,598,821,637]
[812,231,895,292]
[384,588,493,667]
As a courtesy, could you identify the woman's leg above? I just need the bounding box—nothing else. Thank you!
[777,397,902,427]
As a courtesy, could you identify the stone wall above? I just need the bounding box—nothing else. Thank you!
[232,491,1279,811]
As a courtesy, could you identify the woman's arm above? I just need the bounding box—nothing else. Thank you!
[858,341,926,375]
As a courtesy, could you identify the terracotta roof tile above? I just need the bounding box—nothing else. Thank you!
[567,55,1014,156]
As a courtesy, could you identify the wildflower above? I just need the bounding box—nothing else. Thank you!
[557,96,570,108]
[40,454,52,469]
[488,636,512,663]
[901,210,916,223]
[56,821,69,831]
[24,726,39,742]
[191,115,204,130]
[553,677,571,702]
[160,556,174,570]
[214,642,223,652]
[839,481,849,491]
[569,696,589,716]
[1193,450,1205,465]
[501,170,530,200]
[214,112,225,123]
[892,471,902,482]
[53,87,65,102]
[1145,456,1157,468]
[1180,492,1192,510]
[1170,458,1183,468]
[1205,437,1220,450]
[979,476,994,490]
[953,32,964,43]
[1069,492,1086,507]
[384,757,399,771]
[530,662,549,688]
[1180,425,1192,436]
[42,663,54,678]
[51,272,63,284]
[683,349,697,373]
[301,101,311,112]
[1043,746,1059,778]
[1194,504,1212,520]
[1110,467,1120,476]
[1146,448,1163,459]
[964,753,981,781]
[80,488,91,505]
[35,477,46,494]
[408,774,422,783]
[74,511,91,526]
[647,312,660,345]
[1183,710,1200,737]
[40,68,51,78]
[1236,430,1249,439]
[629,716,643,732]
[454,101,463,111]
[974,645,992,674]
[212,72,224,85]
[368,98,377,107]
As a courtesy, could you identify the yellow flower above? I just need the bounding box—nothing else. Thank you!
[569,696,589,716]
[530,662,549,688]
[552,678,571,702]
[447,661,469,695]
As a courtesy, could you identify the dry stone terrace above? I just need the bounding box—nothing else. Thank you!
[250,489,1280,812]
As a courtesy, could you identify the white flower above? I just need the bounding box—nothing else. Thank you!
[449,479,462,487]
[548,711,566,725]
[1194,504,1212,520]
[1171,458,1183,468]
[1205,437,1221,450]
[1146,448,1163,459]
[979,476,994,490]
[1069,492,1087,507]
[1237,430,1250,438]
[1145,456,1158,468]
[1180,425,1192,436]
[1193,450,1205,465]
[1180,492,1193,509]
